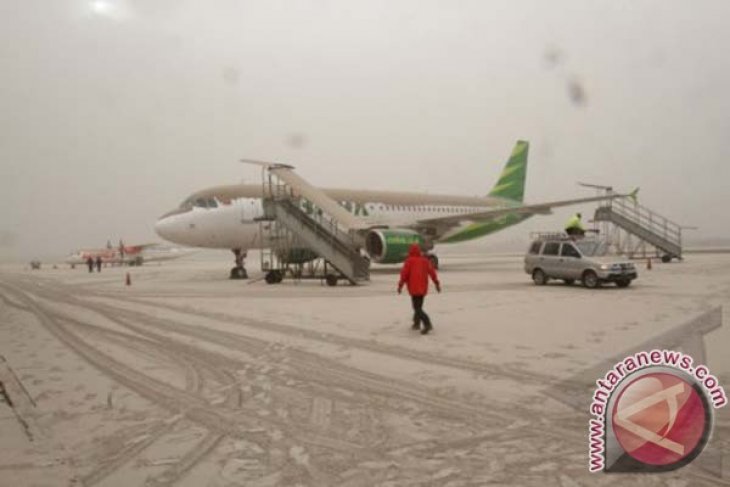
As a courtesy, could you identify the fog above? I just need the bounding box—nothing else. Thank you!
[2,0,729,261]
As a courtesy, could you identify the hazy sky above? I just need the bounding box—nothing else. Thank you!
[2,0,729,260]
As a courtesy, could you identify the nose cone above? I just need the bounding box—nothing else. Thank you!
[155,214,182,244]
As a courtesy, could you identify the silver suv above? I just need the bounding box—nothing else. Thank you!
[524,236,638,288]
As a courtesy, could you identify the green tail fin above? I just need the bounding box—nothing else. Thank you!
[488,140,529,202]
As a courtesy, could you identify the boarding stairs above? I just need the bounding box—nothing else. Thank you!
[593,197,683,260]
[258,163,370,284]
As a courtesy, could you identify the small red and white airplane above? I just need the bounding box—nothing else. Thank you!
[65,240,195,267]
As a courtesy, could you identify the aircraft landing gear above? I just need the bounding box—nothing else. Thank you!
[265,270,283,284]
[230,249,248,279]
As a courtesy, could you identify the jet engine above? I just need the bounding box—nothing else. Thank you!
[365,229,427,264]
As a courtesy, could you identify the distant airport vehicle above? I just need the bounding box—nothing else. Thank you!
[155,140,633,278]
[65,241,195,268]
[524,234,638,288]
[30,260,41,270]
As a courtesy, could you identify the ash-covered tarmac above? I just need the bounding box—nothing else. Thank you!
[1,252,728,486]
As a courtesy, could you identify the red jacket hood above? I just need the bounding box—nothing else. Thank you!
[408,244,422,257]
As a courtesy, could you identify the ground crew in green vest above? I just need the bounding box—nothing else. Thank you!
[565,212,585,237]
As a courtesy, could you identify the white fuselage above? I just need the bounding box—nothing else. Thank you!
[154,191,504,251]
[156,198,264,250]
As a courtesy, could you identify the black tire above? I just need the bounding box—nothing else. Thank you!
[563,279,575,286]
[427,254,439,270]
[532,268,548,285]
[230,267,244,279]
[661,254,672,263]
[616,279,631,288]
[582,270,600,289]
[325,274,338,287]
[265,270,282,284]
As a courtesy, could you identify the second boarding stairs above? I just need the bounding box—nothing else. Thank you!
[594,198,683,260]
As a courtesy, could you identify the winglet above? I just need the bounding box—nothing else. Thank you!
[240,158,295,170]
[627,187,640,203]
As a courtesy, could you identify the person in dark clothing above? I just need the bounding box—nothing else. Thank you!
[86,256,94,273]
[398,244,441,335]
[95,256,102,272]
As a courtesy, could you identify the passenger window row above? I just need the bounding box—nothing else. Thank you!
[530,241,581,258]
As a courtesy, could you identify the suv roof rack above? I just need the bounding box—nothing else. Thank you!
[529,231,603,243]
[529,231,572,241]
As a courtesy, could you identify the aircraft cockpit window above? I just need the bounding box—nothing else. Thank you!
[194,198,208,208]
[180,198,194,210]
[207,198,218,208]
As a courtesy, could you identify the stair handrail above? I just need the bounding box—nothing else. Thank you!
[609,198,682,245]
[275,197,362,260]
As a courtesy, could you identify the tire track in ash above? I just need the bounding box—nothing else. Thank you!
[1,295,206,403]
[56,317,249,419]
[75,292,535,427]
[13,284,716,486]
[6,279,611,485]
[61,315,205,396]
[35,282,511,431]
[37,274,596,472]
[25,278,587,445]
[48,319,248,486]
[101,302,727,487]
[80,419,181,487]
[1,284,350,485]
[89,291,560,387]
[27,281,730,485]
[0,288,236,486]
[106,297,730,486]
[17,284,412,460]
[19,276,560,414]
[1,289,193,486]
[145,432,225,487]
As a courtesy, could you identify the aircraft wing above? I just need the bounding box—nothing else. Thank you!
[416,192,633,227]
[125,243,159,251]
[75,247,111,253]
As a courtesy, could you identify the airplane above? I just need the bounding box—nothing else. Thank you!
[65,240,196,268]
[154,140,633,279]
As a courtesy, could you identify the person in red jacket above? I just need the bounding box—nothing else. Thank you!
[398,243,441,335]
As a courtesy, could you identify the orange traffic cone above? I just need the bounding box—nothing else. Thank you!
[125,272,131,286]
[646,258,652,270]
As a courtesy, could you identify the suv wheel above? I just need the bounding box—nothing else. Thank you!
[582,270,600,289]
[532,269,548,285]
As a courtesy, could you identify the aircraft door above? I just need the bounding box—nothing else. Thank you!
[240,198,253,223]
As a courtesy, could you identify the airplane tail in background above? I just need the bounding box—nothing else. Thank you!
[488,140,529,203]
